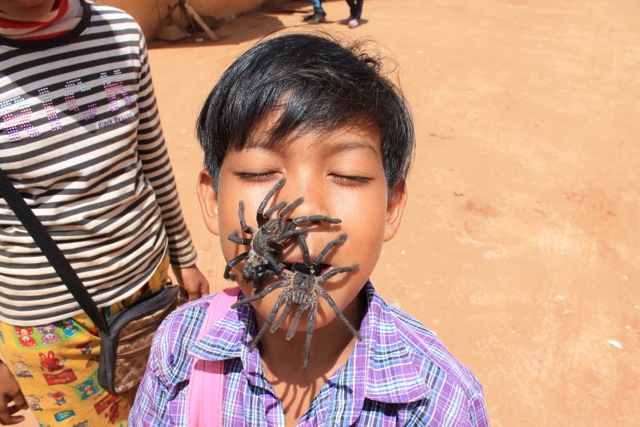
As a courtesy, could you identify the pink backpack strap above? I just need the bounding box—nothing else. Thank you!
[187,287,239,427]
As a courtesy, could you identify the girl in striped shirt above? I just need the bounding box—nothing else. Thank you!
[0,1,209,425]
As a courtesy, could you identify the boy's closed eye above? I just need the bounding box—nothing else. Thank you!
[238,172,279,181]
[329,174,372,184]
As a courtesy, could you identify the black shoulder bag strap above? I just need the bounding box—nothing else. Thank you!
[0,167,110,335]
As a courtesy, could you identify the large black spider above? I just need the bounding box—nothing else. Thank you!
[232,233,361,368]
[224,177,341,290]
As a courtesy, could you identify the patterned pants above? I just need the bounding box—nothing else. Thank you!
[0,256,170,427]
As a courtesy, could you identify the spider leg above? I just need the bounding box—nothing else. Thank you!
[263,201,286,219]
[246,266,266,290]
[272,227,308,242]
[276,199,304,235]
[267,227,308,247]
[250,263,284,292]
[231,278,289,308]
[302,300,318,369]
[256,178,286,224]
[316,287,362,340]
[263,252,285,276]
[228,230,252,245]
[269,298,292,332]
[284,219,300,233]
[319,263,360,280]
[238,201,252,233]
[297,234,313,269]
[286,301,311,340]
[249,289,290,352]
[293,215,342,225]
[279,197,304,219]
[314,234,348,265]
[224,252,250,280]
[251,269,270,291]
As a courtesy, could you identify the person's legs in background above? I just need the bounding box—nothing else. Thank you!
[345,0,364,27]
[305,0,326,24]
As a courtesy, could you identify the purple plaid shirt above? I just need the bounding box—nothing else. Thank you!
[130,283,489,426]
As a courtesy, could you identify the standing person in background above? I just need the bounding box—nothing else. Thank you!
[344,0,364,28]
[304,0,326,24]
[0,0,209,425]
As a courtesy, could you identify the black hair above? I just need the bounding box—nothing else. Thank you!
[197,31,414,192]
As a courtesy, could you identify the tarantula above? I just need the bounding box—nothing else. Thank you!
[232,234,361,368]
[224,177,342,290]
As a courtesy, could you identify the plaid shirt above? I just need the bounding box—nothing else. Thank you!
[130,283,489,426]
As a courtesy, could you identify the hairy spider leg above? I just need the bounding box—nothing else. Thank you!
[297,234,348,274]
[224,252,250,280]
[316,283,362,340]
[318,264,360,280]
[266,227,309,246]
[302,301,318,368]
[284,297,318,368]
[228,230,252,245]
[270,296,293,333]
[260,201,286,226]
[293,215,342,226]
[256,177,286,222]
[236,201,254,234]
[278,197,304,217]
[286,298,312,340]
[313,234,347,263]
[250,268,280,291]
[255,251,285,285]
[231,275,291,307]
[275,197,304,230]
[246,283,291,352]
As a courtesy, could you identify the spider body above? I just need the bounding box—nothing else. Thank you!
[232,234,361,368]
[224,177,342,290]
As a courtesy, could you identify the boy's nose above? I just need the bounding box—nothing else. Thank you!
[280,178,331,223]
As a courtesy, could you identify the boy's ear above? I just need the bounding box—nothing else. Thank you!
[196,169,220,236]
[383,182,408,242]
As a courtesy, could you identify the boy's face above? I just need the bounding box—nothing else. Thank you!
[198,122,407,333]
[0,0,58,20]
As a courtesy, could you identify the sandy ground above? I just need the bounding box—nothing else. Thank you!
[17,0,639,425]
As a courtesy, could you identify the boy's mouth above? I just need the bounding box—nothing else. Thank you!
[285,262,330,276]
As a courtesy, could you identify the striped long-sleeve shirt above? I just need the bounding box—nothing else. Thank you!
[130,283,489,426]
[0,1,197,325]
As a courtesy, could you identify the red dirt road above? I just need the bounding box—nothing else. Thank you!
[17,0,640,425]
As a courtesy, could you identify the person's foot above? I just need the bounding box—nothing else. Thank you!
[307,12,326,24]
[303,13,315,21]
[339,16,354,25]
[348,18,360,28]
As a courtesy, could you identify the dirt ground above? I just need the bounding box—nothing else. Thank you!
[17,0,639,425]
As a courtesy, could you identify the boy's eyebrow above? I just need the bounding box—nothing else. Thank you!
[325,140,380,157]
[244,139,379,156]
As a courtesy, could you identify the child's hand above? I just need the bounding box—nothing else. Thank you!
[171,265,210,303]
[0,361,28,425]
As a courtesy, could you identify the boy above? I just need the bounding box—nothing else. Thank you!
[0,1,208,425]
[130,32,488,426]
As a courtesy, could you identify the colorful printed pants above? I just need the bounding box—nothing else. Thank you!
[0,256,170,427]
